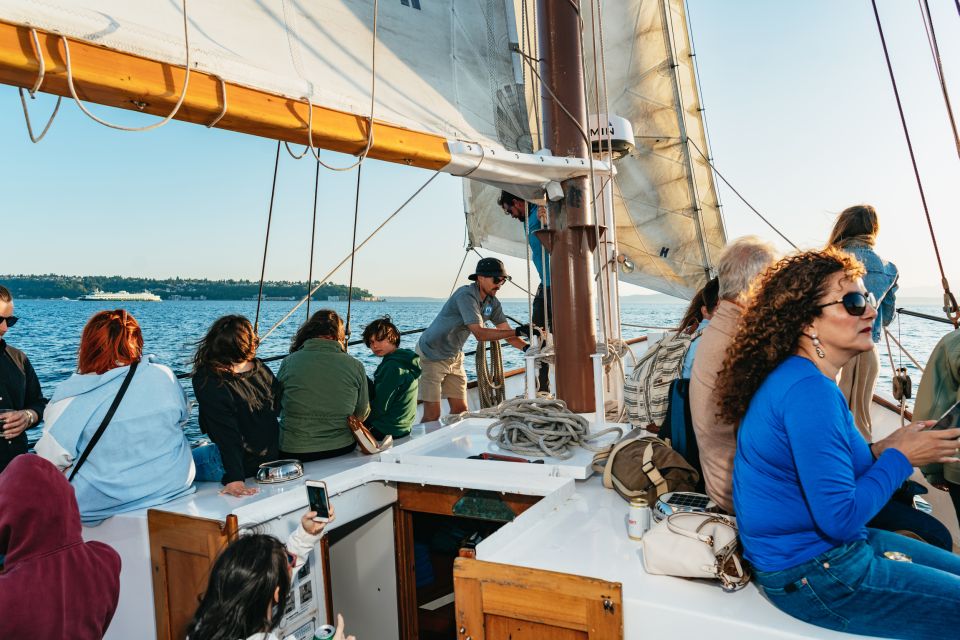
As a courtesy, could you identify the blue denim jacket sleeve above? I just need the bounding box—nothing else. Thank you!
[847,245,898,342]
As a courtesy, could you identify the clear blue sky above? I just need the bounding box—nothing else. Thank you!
[1,0,958,299]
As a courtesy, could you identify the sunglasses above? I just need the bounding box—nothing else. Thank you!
[818,291,877,317]
[0,315,17,328]
[286,551,297,568]
[491,276,508,285]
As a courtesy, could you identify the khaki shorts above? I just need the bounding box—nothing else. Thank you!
[416,346,467,403]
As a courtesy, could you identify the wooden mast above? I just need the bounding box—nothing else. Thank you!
[537,0,598,413]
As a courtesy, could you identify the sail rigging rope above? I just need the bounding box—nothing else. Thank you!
[61,0,191,132]
[464,397,622,460]
[918,0,960,161]
[476,340,506,408]
[687,138,798,250]
[870,0,959,328]
[306,158,321,319]
[449,249,471,299]
[19,28,62,143]
[345,164,364,337]
[282,0,379,170]
[254,141,282,334]
[205,76,228,128]
[259,170,441,342]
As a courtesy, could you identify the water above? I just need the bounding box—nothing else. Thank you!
[6,299,949,446]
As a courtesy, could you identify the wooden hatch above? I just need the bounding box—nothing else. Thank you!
[453,558,623,639]
[147,509,238,640]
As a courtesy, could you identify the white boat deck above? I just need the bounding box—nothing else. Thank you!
[84,340,959,640]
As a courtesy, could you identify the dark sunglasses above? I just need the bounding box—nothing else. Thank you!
[818,291,877,317]
[0,315,17,327]
[491,276,508,285]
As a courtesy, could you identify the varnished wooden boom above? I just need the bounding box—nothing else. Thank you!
[0,21,451,169]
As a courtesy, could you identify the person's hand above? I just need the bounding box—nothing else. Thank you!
[1,410,32,440]
[514,324,544,340]
[874,421,960,467]
[219,481,259,497]
[301,511,327,536]
[334,613,355,640]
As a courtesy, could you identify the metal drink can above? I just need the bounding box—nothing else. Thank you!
[627,497,651,540]
[314,624,337,640]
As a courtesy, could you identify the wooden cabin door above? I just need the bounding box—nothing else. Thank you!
[453,559,623,640]
[147,510,238,640]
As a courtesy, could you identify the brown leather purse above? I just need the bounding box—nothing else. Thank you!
[348,415,393,455]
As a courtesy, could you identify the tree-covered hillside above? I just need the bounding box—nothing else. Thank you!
[1,275,376,301]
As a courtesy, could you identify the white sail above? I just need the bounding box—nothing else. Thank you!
[0,0,603,189]
[465,0,726,298]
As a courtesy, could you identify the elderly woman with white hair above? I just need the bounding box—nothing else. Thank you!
[689,235,780,514]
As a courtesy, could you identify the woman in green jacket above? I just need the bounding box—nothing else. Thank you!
[278,310,369,461]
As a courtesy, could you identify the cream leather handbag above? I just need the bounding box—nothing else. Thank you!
[642,512,750,591]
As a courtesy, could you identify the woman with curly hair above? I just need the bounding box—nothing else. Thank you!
[717,248,960,638]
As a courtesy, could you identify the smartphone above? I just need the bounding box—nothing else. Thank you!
[929,401,960,431]
[305,480,334,522]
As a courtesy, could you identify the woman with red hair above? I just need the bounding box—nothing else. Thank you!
[36,310,195,524]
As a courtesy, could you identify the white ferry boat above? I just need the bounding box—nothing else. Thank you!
[78,290,162,302]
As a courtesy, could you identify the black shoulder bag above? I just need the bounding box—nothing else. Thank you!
[68,361,139,482]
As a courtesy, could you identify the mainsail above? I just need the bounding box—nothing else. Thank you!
[465,0,727,299]
[0,0,602,190]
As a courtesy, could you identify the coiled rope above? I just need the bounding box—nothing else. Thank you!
[465,397,622,460]
[475,340,505,408]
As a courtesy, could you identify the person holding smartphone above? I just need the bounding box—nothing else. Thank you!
[0,284,47,473]
[915,327,960,528]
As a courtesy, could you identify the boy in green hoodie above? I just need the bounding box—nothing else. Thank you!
[363,317,422,439]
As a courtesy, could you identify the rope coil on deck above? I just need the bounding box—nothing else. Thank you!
[475,340,505,408]
[466,397,623,460]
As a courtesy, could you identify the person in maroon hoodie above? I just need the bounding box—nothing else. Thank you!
[0,454,121,639]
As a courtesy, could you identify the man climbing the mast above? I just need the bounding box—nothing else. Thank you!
[416,258,534,423]
[499,191,552,392]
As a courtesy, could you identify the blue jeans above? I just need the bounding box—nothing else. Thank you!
[192,443,225,483]
[754,528,960,639]
[868,496,953,551]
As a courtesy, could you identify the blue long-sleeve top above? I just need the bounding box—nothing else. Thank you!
[733,356,912,572]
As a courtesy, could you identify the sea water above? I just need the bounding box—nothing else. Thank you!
[7,299,948,447]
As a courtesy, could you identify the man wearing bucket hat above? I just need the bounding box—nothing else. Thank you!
[416,258,535,422]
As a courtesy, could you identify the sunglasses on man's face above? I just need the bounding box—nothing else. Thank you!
[491,276,508,285]
[818,291,877,317]
[0,315,18,328]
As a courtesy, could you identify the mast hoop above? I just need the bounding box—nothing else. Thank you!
[61,0,192,133]
[19,28,61,143]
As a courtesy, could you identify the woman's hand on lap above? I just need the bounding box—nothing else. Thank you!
[219,481,259,497]
[875,422,960,467]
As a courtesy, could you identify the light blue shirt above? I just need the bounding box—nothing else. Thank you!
[527,204,550,287]
[843,243,898,343]
[681,319,709,378]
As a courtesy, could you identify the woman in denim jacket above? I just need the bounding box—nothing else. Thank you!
[827,205,898,440]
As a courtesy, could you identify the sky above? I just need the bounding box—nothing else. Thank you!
[1,0,958,299]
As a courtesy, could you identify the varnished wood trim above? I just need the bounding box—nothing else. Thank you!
[0,22,451,169]
[453,558,623,639]
[320,536,334,625]
[873,393,912,420]
[396,482,539,518]
[393,505,419,640]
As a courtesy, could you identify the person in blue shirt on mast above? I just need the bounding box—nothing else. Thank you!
[499,191,551,391]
